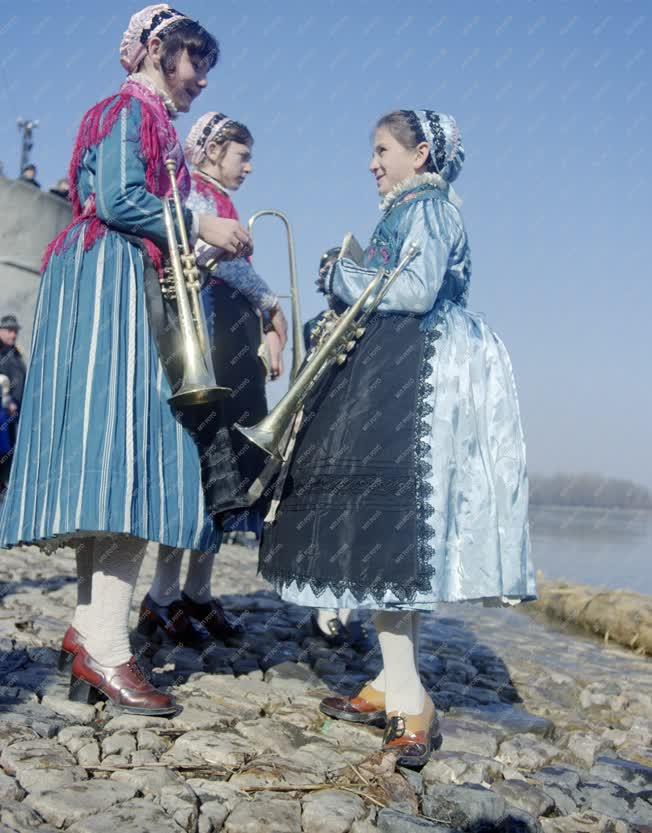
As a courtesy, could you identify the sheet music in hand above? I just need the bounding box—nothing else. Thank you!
[339,233,365,267]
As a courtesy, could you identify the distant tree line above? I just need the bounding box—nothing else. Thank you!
[529,473,652,509]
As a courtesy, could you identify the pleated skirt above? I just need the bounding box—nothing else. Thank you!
[0,227,220,554]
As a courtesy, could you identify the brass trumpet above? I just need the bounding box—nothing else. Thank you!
[247,209,303,383]
[161,158,231,407]
[235,243,420,460]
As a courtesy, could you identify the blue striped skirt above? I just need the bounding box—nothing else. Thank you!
[0,227,219,554]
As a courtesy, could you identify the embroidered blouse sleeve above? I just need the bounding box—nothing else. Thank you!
[94,99,194,250]
[328,199,463,315]
[187,187,278,316]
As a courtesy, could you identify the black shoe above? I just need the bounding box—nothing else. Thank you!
[180,592,244,641]
[310,613,348,647]
[137,592,206,647]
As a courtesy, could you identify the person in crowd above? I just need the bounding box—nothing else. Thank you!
[49,177,71,200]
[0,314,26,489]
[18,163,40,188]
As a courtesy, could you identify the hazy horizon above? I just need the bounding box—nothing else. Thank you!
[1,1,650,487]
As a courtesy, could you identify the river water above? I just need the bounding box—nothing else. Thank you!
[529,505,652,595]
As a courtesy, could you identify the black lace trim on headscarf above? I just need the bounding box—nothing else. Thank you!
[139,9,185,44]
[425,112,447,174]
[195,112,228,147]
[401,110,447,175]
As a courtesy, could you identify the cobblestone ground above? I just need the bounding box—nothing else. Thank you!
[1,541,651,833]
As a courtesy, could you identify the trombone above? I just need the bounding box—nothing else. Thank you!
[161,158,231,407]
[247,210,303,383]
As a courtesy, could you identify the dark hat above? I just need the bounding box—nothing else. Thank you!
[319,247,340,271]
[0,314,21,330]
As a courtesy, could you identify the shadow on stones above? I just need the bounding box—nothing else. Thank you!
[0,640,65,738]
[132,590,523,717]
[0,575,76,598]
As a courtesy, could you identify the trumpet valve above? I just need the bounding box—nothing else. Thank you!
[160,266,176,299]
[335,353,347,366]
[345,340,356,353]
[355,327,365,338]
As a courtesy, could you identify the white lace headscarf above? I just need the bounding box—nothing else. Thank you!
[120,4,190,73]
[410,110,464,184]
[184,112,234,167]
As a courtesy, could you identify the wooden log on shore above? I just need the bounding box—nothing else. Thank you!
[529,576,652,655]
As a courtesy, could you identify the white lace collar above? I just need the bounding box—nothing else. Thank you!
[128,72,178,117]
[379,172,462,212]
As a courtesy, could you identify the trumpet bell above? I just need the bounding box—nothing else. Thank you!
[169,383,232,409]
[233,421,281,460]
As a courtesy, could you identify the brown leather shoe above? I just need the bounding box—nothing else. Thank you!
[58,626,85,673]
[69,646,178,716]
[382,694,440,768]
[319,682,386,725]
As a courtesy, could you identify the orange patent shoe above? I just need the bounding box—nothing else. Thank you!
[381,694,440,768]
[319,681,386,725]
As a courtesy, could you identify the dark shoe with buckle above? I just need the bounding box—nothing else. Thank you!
[58,625,85,673]
[180,592,244,641]
[319,681,386,725]
[381,694,440,768]
[69,645,178,716]
[311,613,347,647]
[137,592,206,647]
[311,613,373,652]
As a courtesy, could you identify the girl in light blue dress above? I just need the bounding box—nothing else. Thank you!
[259,110,537,765]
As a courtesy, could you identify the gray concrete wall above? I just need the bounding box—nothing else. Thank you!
[0,175,72,354]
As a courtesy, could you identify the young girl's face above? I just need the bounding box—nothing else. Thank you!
[202,141,252,190]
[161,48,210,113]
[218,142,253,190]
[370,127,428,195]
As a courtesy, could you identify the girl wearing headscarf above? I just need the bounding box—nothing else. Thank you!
[138,112,287,645]
[259,110,537,766]
[0,5,252,715]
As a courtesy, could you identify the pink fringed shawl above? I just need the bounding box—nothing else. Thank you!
[191,173,252,277]
[41,77,191,273]
[191,172,239,221]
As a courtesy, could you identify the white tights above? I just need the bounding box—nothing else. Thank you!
[370,610,425,714]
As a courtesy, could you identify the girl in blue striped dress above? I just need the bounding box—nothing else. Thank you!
[0,5,252,715]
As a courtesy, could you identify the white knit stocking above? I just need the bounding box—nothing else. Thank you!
[371,610,425,713]
[83,535,147,667]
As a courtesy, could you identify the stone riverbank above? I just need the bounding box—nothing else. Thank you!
[1,542,650,833]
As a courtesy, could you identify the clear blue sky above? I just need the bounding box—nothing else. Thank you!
[1,1,650,487]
